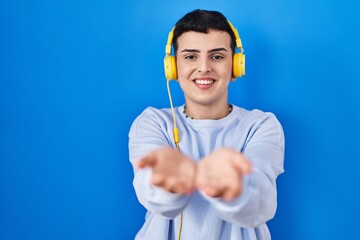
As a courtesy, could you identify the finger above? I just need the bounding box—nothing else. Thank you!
[167,177,187,194]
[165,176,179,192]
[233,154,252,175]
[222,182,243,201]
[200,185,216,197]
[199,184,224,198]
[195,171,207,191]
[151,174,165,186]
[223,190,237,201]
[183,187,195,195]
[136,154,156,169]
[196,175,220,197]
[165,176,195,194]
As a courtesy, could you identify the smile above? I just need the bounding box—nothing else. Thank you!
[194,79,214,85]
[193,78,215,89]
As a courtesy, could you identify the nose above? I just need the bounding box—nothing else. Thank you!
[197,58,212,73]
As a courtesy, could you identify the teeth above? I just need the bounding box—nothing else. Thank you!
[195,79,214,85]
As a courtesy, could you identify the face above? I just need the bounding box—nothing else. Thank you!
[176,29,234,110]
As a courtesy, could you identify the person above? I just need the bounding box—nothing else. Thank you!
[128,9,285,240]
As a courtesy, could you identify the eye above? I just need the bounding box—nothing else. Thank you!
[185,55,196,60]
[211,54,224,60]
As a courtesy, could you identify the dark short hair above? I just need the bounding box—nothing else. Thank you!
[173,9,236,54]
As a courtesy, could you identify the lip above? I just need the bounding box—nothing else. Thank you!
[192,76,216,89]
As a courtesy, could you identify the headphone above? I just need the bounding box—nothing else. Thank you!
[164,21,245,80]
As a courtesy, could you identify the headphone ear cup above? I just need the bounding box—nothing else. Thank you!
[233,53,245,78]
[164,55,177,80]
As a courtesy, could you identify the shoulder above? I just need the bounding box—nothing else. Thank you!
[234,106,280,124]
[133,107,173,124]
[232,106,284,143]
[129,107,173,137]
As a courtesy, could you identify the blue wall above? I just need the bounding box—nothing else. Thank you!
[1,0,359,239]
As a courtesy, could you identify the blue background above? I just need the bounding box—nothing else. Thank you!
[1,0,359,239]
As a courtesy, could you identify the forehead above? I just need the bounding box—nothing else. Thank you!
[176,30,232,52]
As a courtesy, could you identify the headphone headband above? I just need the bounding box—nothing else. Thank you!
[226,21,243,53]
[165,21,243,56]
[165,27,175,56]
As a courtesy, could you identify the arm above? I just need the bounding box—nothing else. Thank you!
[129,108,194,218]
[197,114,285,228]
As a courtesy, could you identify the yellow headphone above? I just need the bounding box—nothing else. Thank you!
[164,21,245,80]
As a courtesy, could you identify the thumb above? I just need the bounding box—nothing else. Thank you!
[234,154,252,175]
[136,154,156,169]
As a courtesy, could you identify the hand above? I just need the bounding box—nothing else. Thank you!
[196,148,252,200]
[137,147,196,194]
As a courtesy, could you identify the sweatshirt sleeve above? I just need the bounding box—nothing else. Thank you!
[201,112,285,228]
[128,108,191,219]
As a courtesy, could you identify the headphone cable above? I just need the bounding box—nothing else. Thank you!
[166,79,183,240]
[166,79,180,150]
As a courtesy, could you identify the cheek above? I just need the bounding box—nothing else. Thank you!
[177,78,192,94]
[176,61,192,77]
[227,60,235,76]
[219,62,233,78]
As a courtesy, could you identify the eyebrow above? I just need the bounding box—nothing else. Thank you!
[180,48,228,53]
[208,48,228,53]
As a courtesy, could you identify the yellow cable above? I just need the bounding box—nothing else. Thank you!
[166,79,180,146]
[166,79,183,240]
[177,212,183,240]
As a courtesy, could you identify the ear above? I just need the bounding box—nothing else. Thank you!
[230,75,236,82]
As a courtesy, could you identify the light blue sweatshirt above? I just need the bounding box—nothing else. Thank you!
[128,105,285,240]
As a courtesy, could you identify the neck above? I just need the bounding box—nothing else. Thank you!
[183,102,232,120]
